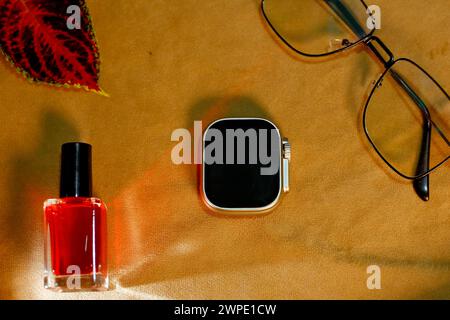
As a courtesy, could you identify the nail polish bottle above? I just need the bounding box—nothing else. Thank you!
[44,142,108,291]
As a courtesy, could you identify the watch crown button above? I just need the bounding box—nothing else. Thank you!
[282,138,291,161]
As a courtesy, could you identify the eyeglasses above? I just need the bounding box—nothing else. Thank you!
[261,0,449,201]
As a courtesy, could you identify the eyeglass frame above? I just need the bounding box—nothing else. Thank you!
[260,0,450,201]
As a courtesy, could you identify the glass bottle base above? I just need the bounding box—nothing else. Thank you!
[44,273,109,292]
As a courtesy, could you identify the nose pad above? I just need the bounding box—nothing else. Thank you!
[328,38,351,52]
[372,74,384,88]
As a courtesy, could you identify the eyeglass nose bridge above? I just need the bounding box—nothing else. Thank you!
[365,36,395,67]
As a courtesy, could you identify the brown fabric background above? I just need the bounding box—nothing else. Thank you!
[0,0,449,299]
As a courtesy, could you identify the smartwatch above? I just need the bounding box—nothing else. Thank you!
[201,118,290,214]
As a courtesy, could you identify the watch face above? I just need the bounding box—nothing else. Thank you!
[202,118,281,211]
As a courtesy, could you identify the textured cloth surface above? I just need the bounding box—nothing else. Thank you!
[0,0,449,299]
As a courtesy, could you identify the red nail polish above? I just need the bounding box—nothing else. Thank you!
[44,143,108,291]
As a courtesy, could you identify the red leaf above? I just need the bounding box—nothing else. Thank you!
[0,0,102,92]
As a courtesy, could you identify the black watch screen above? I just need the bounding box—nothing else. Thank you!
[202,118,281,210]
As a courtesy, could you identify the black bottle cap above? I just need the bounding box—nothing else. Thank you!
[60,142,92,198]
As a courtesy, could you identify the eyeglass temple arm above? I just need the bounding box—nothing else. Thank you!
[389,70,431,201]
[324,0,367,39]
[325,0,432,200]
